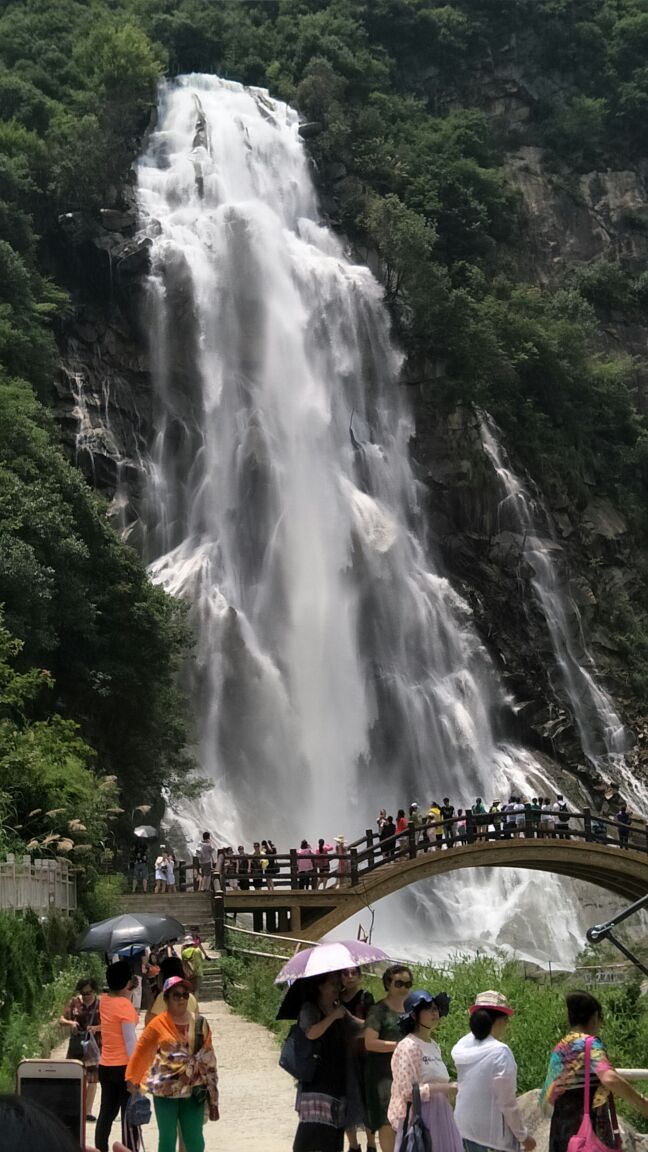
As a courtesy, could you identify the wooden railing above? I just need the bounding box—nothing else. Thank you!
[212,809,648,895]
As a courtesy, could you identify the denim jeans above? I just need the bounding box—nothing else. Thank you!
[464,1140,502,1152]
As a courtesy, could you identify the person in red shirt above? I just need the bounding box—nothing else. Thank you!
[95,961,140,1152]
[395,809,408,856]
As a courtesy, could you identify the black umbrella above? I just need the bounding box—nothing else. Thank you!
[276,980,311,1021]
[76,912,185,954]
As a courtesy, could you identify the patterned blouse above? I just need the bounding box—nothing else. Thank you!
[543,1031,612,1110]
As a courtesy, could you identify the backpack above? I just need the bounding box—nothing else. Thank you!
[403,1083,432,1152]
[182,947,198,980]
[279,1023,321,1082]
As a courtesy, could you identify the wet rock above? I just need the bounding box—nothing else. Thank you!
[582,498,627,541]
[555,511,574,538]
[58,211,97,244]
[99,208,137,232]
[298,121,323,140]
[114,235,152,280]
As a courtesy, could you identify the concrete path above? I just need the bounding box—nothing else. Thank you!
[54,1000,297,1151]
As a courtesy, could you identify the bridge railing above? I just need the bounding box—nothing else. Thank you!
[214,808,648,894]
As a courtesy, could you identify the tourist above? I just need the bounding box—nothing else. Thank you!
[553,795,570,840]
[395,810,409,855]
[340,966,375,1152]
[293,972,349,1152]
[499,798,511,838]
[388,989,461,1152]
[334,835,350,886]
[543,990,648,1152]
[95,960,140,1152]
[266,839,279,888]
[441,798,455,846]
[296,840,315,889]
[592,813,608,843]
[145,957,199,1024]
[223,845,238,889]
[432,802,445,849]
[383,815,397,860]
[59,976,101,1122]
[126,976,219,1152]
[364,964,414,1152]
[314,838,332,889]
[237,845,250,890]
[540,798,555,838]
[488,801,501,839]
[250,841,266,889]
[616,803,631,849]
[426,802,441,850]
[165,851,176,894]
[456,809,467,845]
[514,797,526,838]
[377,811,390,859]
[129,844,148,893]
[452,990,533,1152]
[472,798,487,841]
[197,832,216,892]
[181,933,207,995]
[154,848,168,895]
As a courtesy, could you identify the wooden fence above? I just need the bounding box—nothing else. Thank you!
[0,855,77,915]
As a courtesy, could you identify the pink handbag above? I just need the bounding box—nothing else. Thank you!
[567,1036,621,1152]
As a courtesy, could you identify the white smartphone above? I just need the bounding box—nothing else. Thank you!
[17,1058,85,1146]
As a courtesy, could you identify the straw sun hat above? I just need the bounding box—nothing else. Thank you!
[469,990,514,1016]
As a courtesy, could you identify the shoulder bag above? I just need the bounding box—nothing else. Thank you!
[403,1082,432,1152]
[279,1022,321,1082]
[567,1036,621,1152]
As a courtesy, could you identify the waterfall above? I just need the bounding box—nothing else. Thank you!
[480,417,648,814]
[136,75,588,960]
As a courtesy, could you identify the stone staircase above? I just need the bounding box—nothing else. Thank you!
[121,892,215,943]
[200,960,224,1001]
[120,892,224,1001]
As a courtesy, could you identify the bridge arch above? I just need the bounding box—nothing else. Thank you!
[280,839,648,940]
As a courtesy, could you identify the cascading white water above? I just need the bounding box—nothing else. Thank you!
[136,75,589,961]
[481,417,648,813]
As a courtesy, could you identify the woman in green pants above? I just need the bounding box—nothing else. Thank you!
[126,976,219,1152]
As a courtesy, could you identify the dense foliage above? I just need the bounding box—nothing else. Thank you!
[0,2,195,863]
[2,0,648,809]
[0,910,103,1088]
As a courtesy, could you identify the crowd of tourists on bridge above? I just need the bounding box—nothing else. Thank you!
[13,956,648,1152]
[128,790,638,894]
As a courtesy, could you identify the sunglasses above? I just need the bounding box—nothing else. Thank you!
[393,979,413,989]
[170,990,190,999]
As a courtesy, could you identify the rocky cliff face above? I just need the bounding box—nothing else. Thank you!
[52,137,648,809]
[408,147,648,801]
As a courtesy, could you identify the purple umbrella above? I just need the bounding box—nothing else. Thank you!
[275,939,390,984]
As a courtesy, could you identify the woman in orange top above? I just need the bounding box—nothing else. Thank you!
[96,960,140,1152]
[126,976,218,1152]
